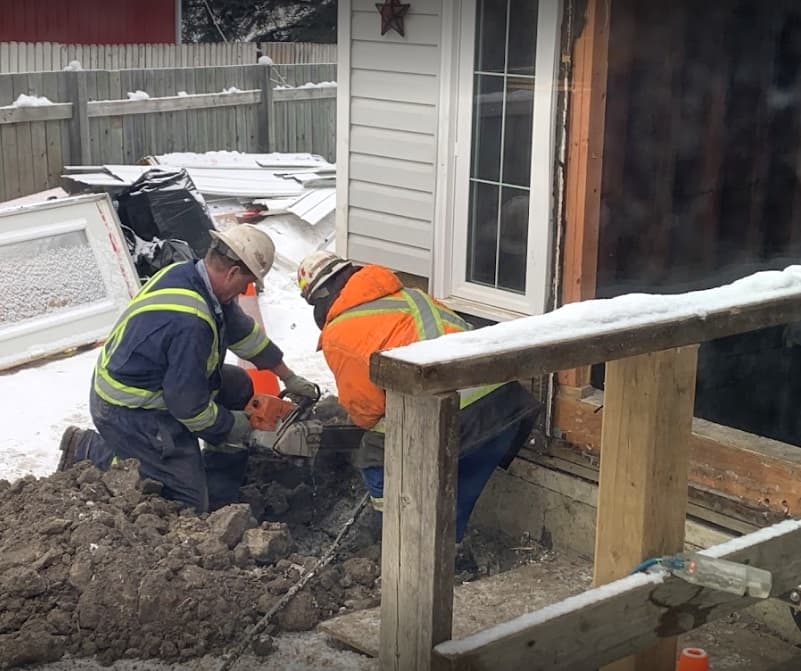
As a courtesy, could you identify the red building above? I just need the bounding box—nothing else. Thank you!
[0,0,180,44]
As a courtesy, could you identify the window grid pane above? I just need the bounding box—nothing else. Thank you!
[466,0,537,292]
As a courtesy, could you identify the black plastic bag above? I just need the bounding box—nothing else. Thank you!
[121,225,197,280]
[116,167,216,258]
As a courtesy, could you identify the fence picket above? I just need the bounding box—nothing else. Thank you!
[0,42,334,73]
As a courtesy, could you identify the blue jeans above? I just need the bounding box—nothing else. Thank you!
[79,364,253,513]
[361,421,522,543]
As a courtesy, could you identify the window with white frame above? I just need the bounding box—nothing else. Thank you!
[468,0,539,293]
[447,0,560,316]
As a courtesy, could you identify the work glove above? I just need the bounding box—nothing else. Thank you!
[225,410,252,446]
[282,373,319,399]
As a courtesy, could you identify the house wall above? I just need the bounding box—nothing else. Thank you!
[338,0,442,278]
[0,0,178,45]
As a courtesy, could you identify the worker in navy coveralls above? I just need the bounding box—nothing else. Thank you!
[57,224,318,512]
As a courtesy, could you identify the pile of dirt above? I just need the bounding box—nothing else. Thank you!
[0,397,546,669]
[0,457,380,669]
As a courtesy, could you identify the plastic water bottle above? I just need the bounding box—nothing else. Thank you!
[664,553,772,598]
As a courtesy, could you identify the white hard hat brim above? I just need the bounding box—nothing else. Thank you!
[209,229,265,290]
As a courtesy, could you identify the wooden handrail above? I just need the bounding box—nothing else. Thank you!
[371,278,801,394]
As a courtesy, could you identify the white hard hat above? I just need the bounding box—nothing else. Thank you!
[209,224,275,289]
[297,250,352,303]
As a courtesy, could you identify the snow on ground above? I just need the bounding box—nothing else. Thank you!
[0,220,333,483]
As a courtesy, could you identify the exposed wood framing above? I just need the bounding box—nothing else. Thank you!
[554,390,801,518]
[380,391,459,671]
[594,346,698,671]
[559,0,609,388]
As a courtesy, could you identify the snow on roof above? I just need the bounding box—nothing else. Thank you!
[386,266,801,366]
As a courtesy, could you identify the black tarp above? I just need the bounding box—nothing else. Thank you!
[116,167,216,258]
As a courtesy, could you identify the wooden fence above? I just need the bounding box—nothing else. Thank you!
[0,41,337,73]
[0,64,336,202]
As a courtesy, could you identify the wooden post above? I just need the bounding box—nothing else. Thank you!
[259,64,273,153]
[64,70,91,165]
[559,0,610,389]
[380,390,459,671]
[594,346,699,671]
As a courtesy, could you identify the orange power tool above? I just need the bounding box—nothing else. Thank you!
[245,393,299,432]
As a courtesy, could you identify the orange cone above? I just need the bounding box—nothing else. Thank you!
[677,648,709,671]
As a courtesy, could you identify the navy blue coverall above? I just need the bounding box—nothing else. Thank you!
[77,260,283,512]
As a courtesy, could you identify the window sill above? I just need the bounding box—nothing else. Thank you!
[439,295,528,324]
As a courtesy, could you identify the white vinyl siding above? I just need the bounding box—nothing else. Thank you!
[339,0,442,277]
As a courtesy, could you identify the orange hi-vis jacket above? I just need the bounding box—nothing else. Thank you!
[319,264,473,429]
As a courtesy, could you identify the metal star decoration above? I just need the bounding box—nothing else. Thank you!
[376,0,410,37]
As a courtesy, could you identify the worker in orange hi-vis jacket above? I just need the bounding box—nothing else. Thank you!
[296,251,541,543]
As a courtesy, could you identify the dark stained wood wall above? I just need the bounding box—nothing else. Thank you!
[594,0,801,445]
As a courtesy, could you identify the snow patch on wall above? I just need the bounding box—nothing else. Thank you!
[126,90,150,101]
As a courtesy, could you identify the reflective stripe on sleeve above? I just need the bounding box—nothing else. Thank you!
[230,322,271,360]
[178,402,219,432]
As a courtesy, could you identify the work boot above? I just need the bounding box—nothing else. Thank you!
[57,425,89,472]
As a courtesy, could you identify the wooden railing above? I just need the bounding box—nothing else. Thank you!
[369,269,801,671]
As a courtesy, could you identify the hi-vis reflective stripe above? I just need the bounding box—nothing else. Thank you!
[327,289,470,338]
[370,496,384,512]
[94,263,221,412]
[402,289,444,339]
[368,383,502,434]
[93,368,167,410]
[180,402,219,432]
[230,322,271,360]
